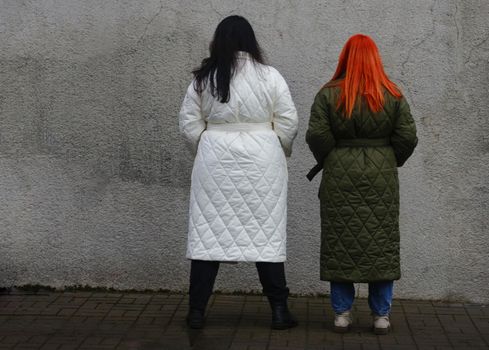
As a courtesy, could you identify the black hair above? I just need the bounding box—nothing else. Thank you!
[192,15,264,103]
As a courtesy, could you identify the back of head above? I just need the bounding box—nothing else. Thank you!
[328,34,401,118]
[193,15,264,103]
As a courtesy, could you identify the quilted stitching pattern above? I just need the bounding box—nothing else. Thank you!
[307,86,417,282]
[321,150,400,281]
[188,131,288,261]
[179,53,298,262]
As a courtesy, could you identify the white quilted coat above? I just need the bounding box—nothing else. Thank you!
[179,51,298,262]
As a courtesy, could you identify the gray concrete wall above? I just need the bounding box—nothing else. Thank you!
[1,0,488,303]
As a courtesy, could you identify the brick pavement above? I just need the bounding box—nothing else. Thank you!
[0,288,488,350]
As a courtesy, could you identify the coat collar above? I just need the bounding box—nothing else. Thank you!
[236,51,252,60]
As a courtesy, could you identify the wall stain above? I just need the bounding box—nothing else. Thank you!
[117,115,191,187]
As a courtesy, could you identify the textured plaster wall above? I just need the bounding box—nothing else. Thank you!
[0,0,488,303]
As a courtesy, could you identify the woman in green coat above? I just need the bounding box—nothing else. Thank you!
[306,34,418,334]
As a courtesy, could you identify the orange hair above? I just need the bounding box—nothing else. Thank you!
[328,34,402,118]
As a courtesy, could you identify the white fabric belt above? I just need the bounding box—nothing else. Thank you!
[206,122,273,132]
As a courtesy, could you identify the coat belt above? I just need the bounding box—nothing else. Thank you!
[336,138,390,147]
[206,122,273,132]
[307,138,391,181]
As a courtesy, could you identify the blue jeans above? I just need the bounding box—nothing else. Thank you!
[330,281,393,316]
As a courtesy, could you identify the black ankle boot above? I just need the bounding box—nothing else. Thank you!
[186,308,205,329]
[270,303,298,330]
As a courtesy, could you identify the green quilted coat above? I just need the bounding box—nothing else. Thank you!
[306,84,418,282]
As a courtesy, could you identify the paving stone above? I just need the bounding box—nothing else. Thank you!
[1,291,488,349]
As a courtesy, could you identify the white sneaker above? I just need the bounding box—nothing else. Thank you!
[373,314,390,335]
[333,310,352,333]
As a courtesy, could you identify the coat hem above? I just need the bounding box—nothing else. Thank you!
[186,255,287,263]
[320,275,401,283]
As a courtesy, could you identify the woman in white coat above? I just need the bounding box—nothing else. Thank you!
[179,15,299,329]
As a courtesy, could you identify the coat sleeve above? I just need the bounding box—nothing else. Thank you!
[178,80,206,155]
[272,70,299,157]
[305,89,336,164]
[390,96,418,167]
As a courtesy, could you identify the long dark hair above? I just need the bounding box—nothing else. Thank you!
[192,15,264,103]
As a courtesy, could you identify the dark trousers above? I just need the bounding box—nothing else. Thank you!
[189,260,289,311]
